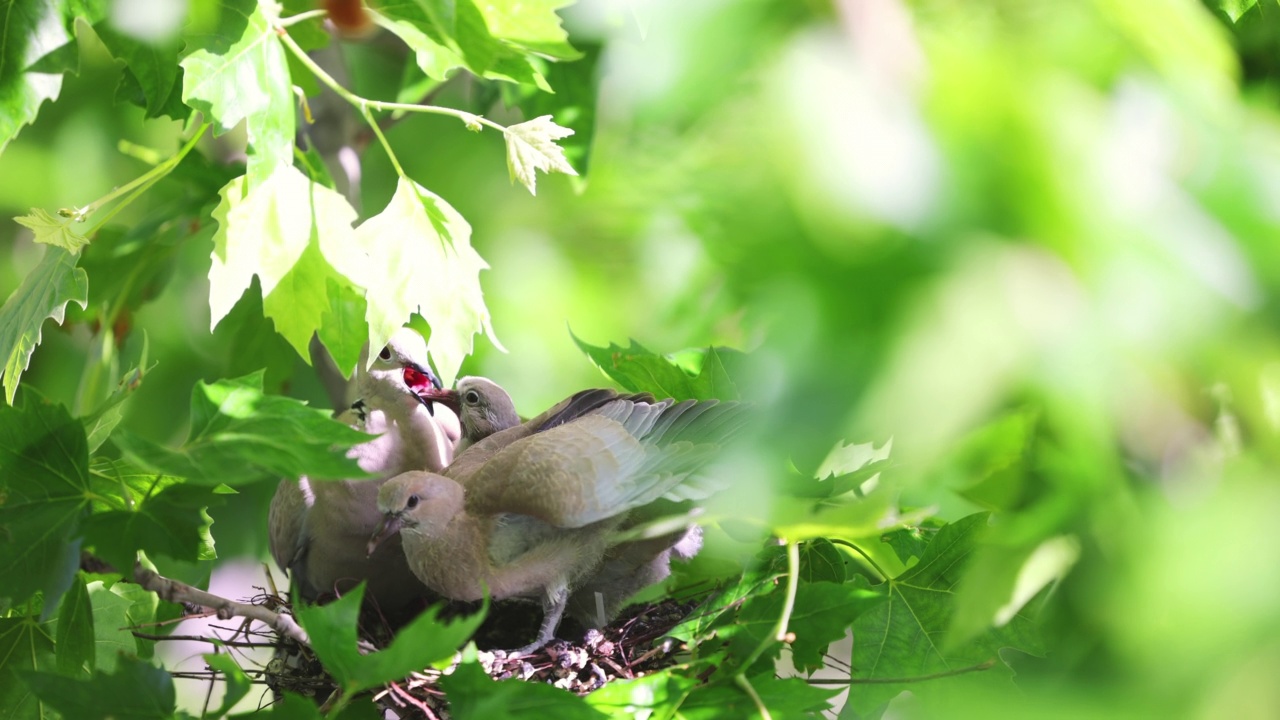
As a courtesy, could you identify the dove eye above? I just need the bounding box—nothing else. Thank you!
[378,347,392,361]
[406,494,420,509]
[464,390,481,405]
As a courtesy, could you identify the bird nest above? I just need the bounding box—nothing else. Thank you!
[261,593,701,718]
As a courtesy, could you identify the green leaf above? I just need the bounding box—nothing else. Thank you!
[315,277,368,378]
[372,3,467,82]
[846,513,1043,714]
[298,585,487,693]
[515,42,601,178]
[112,370,370,483]
[1215,0,1257,23]
[203,653,251,719]
[352,177,502,386]
[181,0,294,182]
[440,658,606,720]
[504,114,578,195]
[947,535,1078,650]
[229,692,323,719]
[93,23,182,119]
[585,670,697,718]
[115,65,191,121]
[13,207,89,251]
[0,247,88,404]
[677,675,837,720]
[0,0,78,152]
[87,579,160,671]
[18,654,175,720]
[799,539,847,583]
[571,334,744,401]
[666,559,779,644]
[0,615,57,720]
[54,572,94,675]
[82,350,151,453]
[80,471,223,574]
[0,398,90,613]
[474,0,580,60]
[732,578,882,674]
[207,165,369,364]
[372,0,549,88]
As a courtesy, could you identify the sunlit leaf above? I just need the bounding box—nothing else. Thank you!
[515,42,601,178]
[207,165,368,364]
[181,0,293,182]
[87,579,160,670]
[504,114,578,195]
[1215,0,1257,22]
[440,658,605,719]
[475,0,580,60]
[0,248,88,404]
[585,670,696,718]
[0,398,90,613]
[13,207,89,251]
[297,585,487,693]
[112,370,370,483]
[0,0,84,153]
[677,674,837,720]
[351,177,502,385]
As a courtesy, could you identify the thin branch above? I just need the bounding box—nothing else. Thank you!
[131,632,277,649]
[806,659,996,685]
[133,564,311,647]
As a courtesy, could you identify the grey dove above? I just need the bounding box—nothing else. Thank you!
[267,328,461,613]
[369,389,747,653]
[428,377,707,627]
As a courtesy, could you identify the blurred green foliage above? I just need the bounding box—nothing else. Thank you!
[3,0,1280,718]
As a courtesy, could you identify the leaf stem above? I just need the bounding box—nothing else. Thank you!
[828,538,889,581]
[278,9,328,27]
[276,29,508,134]
[360,105,408,180]
[806,658,997,685]
[731,539,799,716]
[734,674,772,720]
[81,124,210,230]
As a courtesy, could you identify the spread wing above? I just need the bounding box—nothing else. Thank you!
[462,398,748,528]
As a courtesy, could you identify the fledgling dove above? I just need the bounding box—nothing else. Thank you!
[428,377,707,627]
[369,390,747,653]
[267,328,461,613]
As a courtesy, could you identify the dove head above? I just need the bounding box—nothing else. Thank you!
[420,376,519,443]
[360,328,441,414]
[368,472,464,554]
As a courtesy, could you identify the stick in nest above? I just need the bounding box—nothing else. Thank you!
[133,563,311,647]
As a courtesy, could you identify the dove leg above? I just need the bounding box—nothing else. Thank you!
[515,584,570,655]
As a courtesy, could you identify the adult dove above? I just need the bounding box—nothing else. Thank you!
[369,389,747,652]
[267,328,461,613]
[428,377,707,626]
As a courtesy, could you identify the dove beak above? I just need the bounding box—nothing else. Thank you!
[367,513,405,557]
[416,387,461,415]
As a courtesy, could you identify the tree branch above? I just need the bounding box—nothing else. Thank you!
[133,564,311,647]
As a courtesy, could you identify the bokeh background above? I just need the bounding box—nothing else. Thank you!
[5,0,1280,717]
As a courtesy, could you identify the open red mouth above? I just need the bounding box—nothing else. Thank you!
[403,365,434,391]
